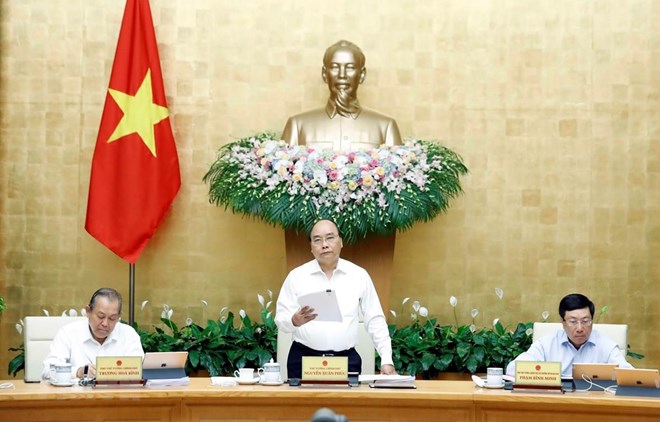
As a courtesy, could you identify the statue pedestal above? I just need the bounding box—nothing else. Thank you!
[284,230,395,310]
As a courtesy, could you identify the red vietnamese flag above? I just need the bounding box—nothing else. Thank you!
[85,0,180,263]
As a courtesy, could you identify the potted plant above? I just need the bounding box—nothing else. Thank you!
[382,291,537,379]
[384,314,532,379]
[135,307,277,376]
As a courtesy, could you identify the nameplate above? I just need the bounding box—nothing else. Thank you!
[96,356,143,381]
[515,361,562,387]
[301,356,348,381]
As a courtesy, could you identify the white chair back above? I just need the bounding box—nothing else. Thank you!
[276,321,376,380]
[23,316,87,382]
[532,322,628,351]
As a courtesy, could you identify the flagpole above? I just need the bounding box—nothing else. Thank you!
[128,263,135,326]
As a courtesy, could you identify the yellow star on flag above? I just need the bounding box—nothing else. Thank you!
[107,69,169,157]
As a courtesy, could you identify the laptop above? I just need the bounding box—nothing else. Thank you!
[142,351,188,380]
[615,368,660,398]
[572,363,618,390]
[616,368,660,388]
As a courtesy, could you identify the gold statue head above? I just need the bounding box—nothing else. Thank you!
[322,40,366,117]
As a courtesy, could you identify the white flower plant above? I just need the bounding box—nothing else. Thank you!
[132,290,277,376]
[385,289,534,378]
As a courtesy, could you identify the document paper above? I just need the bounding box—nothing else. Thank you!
[298,290,342,322]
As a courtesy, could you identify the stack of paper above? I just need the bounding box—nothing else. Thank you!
[358,374,414,383]
[145,376,190,387]
[359,374,416,388]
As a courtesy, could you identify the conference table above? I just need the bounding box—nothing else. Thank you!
[0,378,658,422]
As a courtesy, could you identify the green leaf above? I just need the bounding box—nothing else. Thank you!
[420,353,437,371]
[7,344,25,377]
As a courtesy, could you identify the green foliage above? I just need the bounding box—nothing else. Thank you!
[0,295,6,314]
[8,344,24,377]
[203,133,468,244]
[134,308,277,376]
[626,349,645,360]
[385,318,533,379]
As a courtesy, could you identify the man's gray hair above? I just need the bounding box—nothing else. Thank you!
[88,287,123,313]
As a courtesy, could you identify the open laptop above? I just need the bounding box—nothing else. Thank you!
[572,363,618,390]
[615,368,660,398]
[616,368,660,388]
[142,351,188,380]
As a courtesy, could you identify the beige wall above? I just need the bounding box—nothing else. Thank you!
[1,0,658,374]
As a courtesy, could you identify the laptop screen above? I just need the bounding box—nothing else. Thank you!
[572,363,618,381]
[142,351,188,370]
[142,351,188,380]
[615,368,660,388]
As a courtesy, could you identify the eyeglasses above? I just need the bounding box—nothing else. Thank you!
[563,318,592,327]
[311,235,339,246]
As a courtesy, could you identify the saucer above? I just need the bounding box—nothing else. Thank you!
[484,380,505,389]
[49,380,75,387]
[235,377,260,385]
[260,380,284,386]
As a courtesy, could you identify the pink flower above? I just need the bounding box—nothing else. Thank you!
[328,170,339,180]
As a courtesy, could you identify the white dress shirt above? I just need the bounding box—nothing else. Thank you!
[275,258,393,366]
[506,329,633,377]
[42,319,144,379]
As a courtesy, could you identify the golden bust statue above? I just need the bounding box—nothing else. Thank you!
[282,40,402,151]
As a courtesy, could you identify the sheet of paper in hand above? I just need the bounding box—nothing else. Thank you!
[297,290,342,322]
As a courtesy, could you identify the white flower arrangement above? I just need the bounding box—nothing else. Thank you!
[204,132,468,243]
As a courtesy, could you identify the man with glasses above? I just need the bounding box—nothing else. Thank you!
[275,219,396,379]
[506,293,633,377]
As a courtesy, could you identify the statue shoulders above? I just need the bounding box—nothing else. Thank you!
[282,106,402,147]
[287,107,397,122]
[358,107,397,123]
[287,107,328,122]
